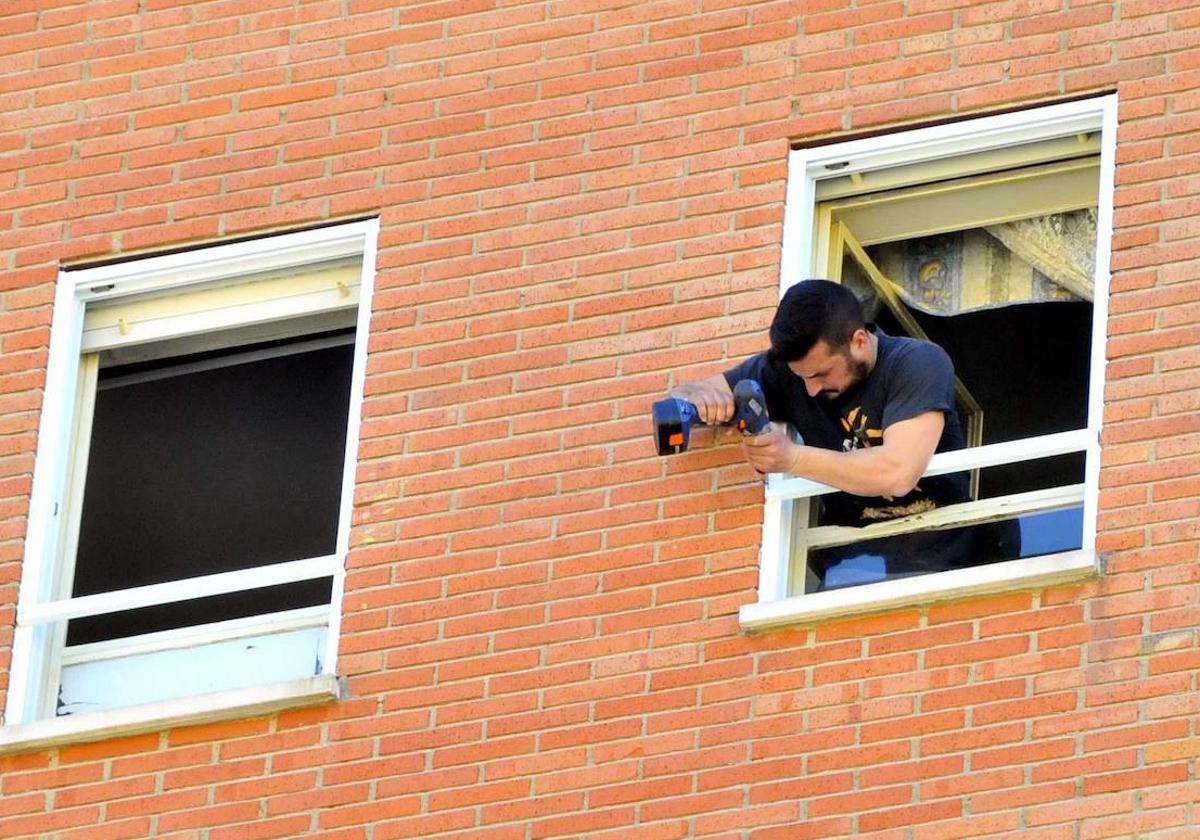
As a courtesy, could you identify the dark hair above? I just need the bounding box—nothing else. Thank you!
[768,279,865,363]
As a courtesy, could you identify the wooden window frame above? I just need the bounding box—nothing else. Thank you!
[740,97,1118,631]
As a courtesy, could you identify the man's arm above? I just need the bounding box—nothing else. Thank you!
[741,410,945,497]
[669,374,736,425]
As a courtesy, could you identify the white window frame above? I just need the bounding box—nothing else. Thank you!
[740,97,1117,631]
[2,219,379,749]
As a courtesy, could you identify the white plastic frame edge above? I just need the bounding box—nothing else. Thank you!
[0,675,340,756]
[740,551,1096,631]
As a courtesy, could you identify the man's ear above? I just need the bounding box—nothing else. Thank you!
[849,327,870,352]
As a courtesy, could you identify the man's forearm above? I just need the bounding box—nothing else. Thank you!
[782,410,944,497]
[788,443,923,498]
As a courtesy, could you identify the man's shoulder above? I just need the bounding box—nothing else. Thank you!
[728,350,791,377]
[724,350,792,394]
[878,331,951,369]
[877,328,939,353]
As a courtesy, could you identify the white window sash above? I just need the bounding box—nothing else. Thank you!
[744,550,1096,631]
[765,429,1093,502]
[60,605,329,667]
[0,676,340,755]
[18,554,343,627]
[797,99,1110,193]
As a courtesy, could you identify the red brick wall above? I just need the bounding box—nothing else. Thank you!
[2,1,1198,837]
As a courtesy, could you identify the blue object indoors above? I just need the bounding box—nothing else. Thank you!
[1017,507,1084,557]
[823,553,888,589]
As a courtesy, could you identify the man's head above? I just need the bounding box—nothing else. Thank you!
[768,279,873,400]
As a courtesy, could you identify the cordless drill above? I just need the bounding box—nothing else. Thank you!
[653,379,771,456]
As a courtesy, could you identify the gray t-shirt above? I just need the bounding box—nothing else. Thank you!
[724,327,968,527]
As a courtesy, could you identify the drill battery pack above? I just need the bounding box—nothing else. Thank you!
[652,397,699,456]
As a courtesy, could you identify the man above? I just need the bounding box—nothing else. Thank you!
[669,279,1010,587]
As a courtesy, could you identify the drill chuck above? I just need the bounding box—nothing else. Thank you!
[731,379,770,437]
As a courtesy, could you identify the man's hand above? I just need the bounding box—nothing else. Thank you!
[669,374,735,425]
[740,422,800,474]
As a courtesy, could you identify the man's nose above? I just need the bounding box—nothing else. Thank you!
[805,379,823,397]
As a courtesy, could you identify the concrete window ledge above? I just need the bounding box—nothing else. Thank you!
[739,551,1098,632]
[0,674,340,755]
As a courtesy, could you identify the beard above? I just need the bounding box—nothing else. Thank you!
[817,356,871,400]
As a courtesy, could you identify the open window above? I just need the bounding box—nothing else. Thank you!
[4,221,377,735]
[741,98,1116,629]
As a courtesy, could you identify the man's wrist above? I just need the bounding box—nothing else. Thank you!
[786,441,804,476]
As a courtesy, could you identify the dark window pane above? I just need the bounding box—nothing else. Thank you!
[873,300,1093,443]
[976,452,1085,500]
[73,336,354,604]
[66,578,333,646]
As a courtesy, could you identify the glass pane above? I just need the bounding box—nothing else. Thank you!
[72,333,354,600]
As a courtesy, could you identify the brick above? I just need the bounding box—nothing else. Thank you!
[922,723,1028,759]
[809,741,913,774]
[531,806,635,839]
[2,762,104,795]
[1082,763,1190,795]
[55,776,158,809]
[969,780,1075,814]
[859,800,963,832]
[0,806,103,838]
[809,784,912,818]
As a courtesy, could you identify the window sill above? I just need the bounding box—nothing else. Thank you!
[0,674,340,755]
[739,550,1097,632]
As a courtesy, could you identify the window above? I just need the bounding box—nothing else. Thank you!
[4,220,377,736]
[740,98,1117,630]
